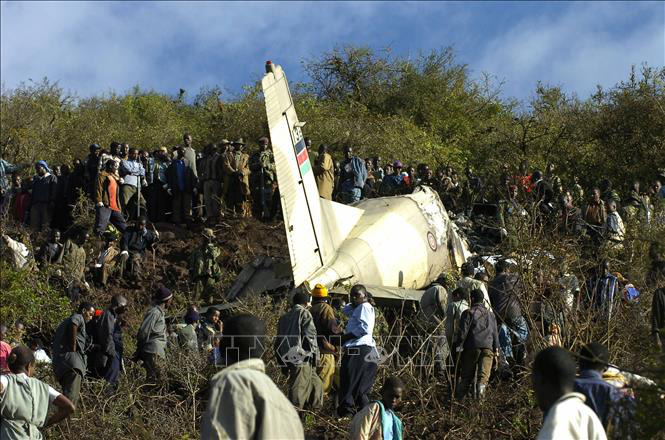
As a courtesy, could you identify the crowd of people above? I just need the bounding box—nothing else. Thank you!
[1,132,664,440]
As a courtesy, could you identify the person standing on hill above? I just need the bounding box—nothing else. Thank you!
[338,146,368,204]
[95,159,127,236]
[119,148,146,221]
[28,161,58,231]
[93,294,127,387]
[189,228,222,303]
[249,136,276,220]
[0,345,75,438]
[338,284,378,418]
[310,284,342,396]
[135,287,172,384]
[455,289,500,399]
[315,144,335,200]
[52,302,95,406]
[166,147,197,226]
[275,291,323,409]
[182,133,198,179]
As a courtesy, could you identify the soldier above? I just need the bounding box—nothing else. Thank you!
[61,227,90,302]
[249,136,276,220]
[200,143,223,224]
[220,140,235,212]
[304,137,318,165]
[189,228,222,303]
[224,139,251,217]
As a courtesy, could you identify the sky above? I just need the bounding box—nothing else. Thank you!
[1,1,664,102]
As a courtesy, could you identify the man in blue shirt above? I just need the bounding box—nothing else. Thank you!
[338,284,378,418]
[574,342,625,432]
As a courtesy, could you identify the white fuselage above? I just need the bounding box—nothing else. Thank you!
[307,186,462,290]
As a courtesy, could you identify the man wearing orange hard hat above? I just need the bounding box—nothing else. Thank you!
[310,284,342,395]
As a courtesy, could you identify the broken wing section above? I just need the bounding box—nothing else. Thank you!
[262,63,327,286]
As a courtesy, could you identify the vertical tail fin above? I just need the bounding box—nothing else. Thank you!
[262,63,327,286]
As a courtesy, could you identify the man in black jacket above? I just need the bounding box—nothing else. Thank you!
[455,289,499,399]
[29,160,58,231]
[489,259,529,368]
[93,294,127,386]
[118,217,158,283]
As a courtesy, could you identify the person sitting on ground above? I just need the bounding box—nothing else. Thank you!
[51,302,95,406]
[532,346,606,440]
[455,289,500,399]
[201,314,305,440]
[349,376,405,440]
[118,216,158,284]
[36,230,64,267]
[135,287,172,385]
[28,338,51,364]
[275,291,323,409]
[93,231,121,286]
[0,346,75,438]
[177,306,200,351]
[198,307,223,352]
[574,342,626,433]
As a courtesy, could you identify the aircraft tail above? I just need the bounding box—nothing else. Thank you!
[262,62,363,287]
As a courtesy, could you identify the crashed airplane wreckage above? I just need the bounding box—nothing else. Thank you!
[227,61,472,305]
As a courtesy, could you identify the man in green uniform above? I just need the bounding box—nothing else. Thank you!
[189,228,222,303]
[249,136,276,220]
[135,287,172,384]
[52,302,96,406]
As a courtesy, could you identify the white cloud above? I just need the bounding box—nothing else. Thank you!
[475,2,665,101]
[1,1,662,101]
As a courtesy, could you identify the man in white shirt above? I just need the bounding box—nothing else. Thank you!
[0,345,74,438]
[532,346,607,440]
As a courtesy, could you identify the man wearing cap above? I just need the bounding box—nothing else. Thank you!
[136,286,173,384]
[28,160,58,231]
[275,291,323,409]
[310,284,342,395]
[189,228,222,303]
[224,139,251,217]
[249,136,276,220]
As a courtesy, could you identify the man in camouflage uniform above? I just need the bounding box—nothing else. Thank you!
[61,227,90,302]
[223,139,251,217]
[200,142,225,224]
[189,228,222,303]
[249,137,276,220]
